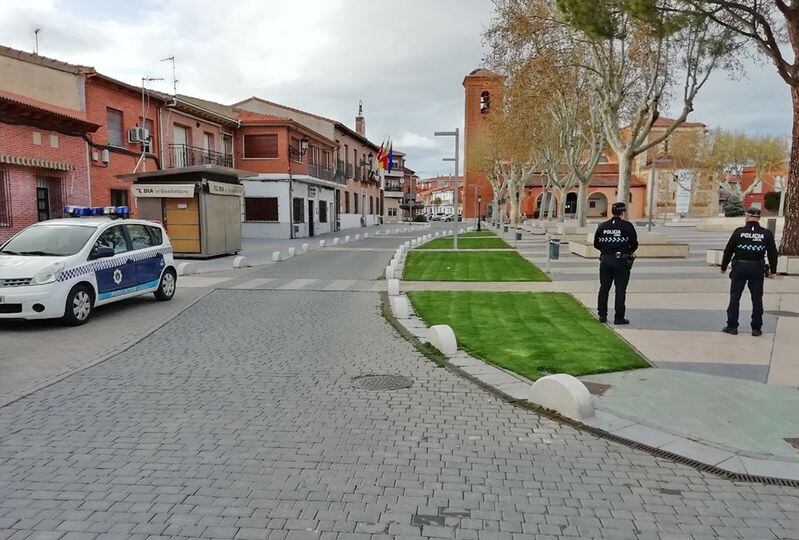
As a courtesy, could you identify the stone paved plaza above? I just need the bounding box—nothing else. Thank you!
[2,231,799,539]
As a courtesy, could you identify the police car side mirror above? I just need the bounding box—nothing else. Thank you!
[90,246,115,260]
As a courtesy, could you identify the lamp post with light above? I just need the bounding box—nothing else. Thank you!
[287,135,310,239]
[477,195,482,231]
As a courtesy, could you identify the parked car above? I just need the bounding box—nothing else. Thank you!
[0,207,177,325]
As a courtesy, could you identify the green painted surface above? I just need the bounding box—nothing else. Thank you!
[418,236,510,249]
[403,251,549,282]
[583,369,799,459]
[408,291,648,380]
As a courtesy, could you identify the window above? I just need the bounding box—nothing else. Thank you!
[49,135,59,148]
[344,192,350,214]
[203,132,214,152]
[139,117,155,153]
[223,135,233,156]
[110,189,128,207]
[369,196,374,214]
[243,134,278,159]
[319,200,328,223]
[0,168,10,227]
[589,200,597,209]
[94,225,128,255]
[354,194,359,214]
[290,138,302,163]
[388,208,397,217]
[244,197,279,222]
[480,91,490,113]
[293,197,305,223]
[106,108,124,147]
[126,224,154,251]
[145,225,163,245]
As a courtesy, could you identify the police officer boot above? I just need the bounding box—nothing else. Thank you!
[722,327,738,335]
[614,318,630,325]
[598,315,607,323]
[752,329,762,337]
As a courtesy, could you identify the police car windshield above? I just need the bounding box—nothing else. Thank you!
[0,225,96,256]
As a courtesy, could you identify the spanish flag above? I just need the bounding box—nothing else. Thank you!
[377,140,386,170]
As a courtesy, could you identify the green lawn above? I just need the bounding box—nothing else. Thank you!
[403,251,549,281]
[457,230,497,238]
[408,291,648,380]
[418,236,510,249]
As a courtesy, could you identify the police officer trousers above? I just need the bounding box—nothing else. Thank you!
[727,261,765,331]
[598,253,631,321]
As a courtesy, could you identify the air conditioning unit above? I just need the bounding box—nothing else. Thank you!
[128,127,150,144]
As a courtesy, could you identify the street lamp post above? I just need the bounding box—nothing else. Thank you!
[477,195,482,231]
[647,156,667,233]
[434,128,460,250]
[288,135,310,239]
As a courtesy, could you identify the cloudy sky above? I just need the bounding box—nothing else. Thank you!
[0,0,792,178]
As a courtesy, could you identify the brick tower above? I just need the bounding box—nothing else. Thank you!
[462,68,503,218]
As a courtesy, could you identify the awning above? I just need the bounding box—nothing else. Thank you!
[0,153,75,171]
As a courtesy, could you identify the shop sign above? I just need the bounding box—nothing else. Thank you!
[208,180,244,197]
[132,184,195,198]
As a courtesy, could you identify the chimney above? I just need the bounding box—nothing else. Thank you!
[355,100,365,137]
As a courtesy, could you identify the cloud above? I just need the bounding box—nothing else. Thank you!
[395,132,439,150]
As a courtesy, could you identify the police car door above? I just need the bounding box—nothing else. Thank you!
[124,224,164,290]
[91,224,138,300]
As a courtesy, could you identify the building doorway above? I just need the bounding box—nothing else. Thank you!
[587,192,608,218]
[565,192,577,216]
[307,199,314,237]
[36,187,50,221]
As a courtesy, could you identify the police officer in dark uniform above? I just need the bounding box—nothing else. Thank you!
[594,202,639,324]
[721,207,778,336]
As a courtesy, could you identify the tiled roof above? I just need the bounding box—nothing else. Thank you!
[0,44,93,74]
[0,88,90,123]
[467,68,502,78]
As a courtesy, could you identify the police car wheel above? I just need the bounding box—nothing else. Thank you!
[63,285,94,326]
[154,269,176,301]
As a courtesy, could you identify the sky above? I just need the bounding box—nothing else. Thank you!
[0,0,792,178]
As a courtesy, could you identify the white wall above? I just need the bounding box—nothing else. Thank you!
[242,179,335,239]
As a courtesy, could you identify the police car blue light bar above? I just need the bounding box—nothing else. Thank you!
[63,206,130,217]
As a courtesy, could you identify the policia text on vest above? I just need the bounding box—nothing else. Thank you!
[721,208,778,337]
[593,202,639,325]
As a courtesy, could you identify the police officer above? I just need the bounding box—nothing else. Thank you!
[594,202,638,324]
[721,207,778,336]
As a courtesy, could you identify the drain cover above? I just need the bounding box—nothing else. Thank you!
[352,374,413,391]
[766,310,799,318]
[584,382,612,396]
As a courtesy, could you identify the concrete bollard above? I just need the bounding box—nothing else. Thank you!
[390,296,410,319]
[529,374,594,421]
[404,241,410,249]
[411,240,417,247]
[287,247,296,258]
[385,265,395,280]
[402,228,407,233]
[301,243,309,253]
[344,235,350,243]
[232,256,249,269]
[428,325,457,356]
[333,238,339,245]
[387,278,400,296]
[272,251,281,262]
[355,234,360,241]
[319,240,326,248]
[364,233,369,238]
[177,262,196,276]
[435,232,440,237]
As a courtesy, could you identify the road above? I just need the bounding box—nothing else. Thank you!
[1,232,798,539]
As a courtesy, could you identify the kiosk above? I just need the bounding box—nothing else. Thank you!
[127,165,248,258]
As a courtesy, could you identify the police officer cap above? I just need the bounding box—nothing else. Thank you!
[745,207,762,217]
[611,202,627,215]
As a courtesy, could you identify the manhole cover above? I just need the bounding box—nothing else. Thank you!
[584,382,612,396]
[766,310,799,318]
[352,374,413,391]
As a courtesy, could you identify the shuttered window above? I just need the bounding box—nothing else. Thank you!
[244,134,278,158]
[293,197,304,223]
[244,197,279,222]
[319,201,328,223]
[0,168,10,227]
[106,108,124,147]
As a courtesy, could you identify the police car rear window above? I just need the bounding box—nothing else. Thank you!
[145,225,163,246]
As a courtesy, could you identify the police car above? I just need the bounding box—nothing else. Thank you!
[0,206,177,325]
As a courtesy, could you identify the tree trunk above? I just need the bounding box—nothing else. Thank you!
[616,152,633,204]
[781,86,799,256]
[547,190,557,221]
[558,188,567,222]
[577,181,588,227]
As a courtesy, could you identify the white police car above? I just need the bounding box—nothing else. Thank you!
[0,206,177,325]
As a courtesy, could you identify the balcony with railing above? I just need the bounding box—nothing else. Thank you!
[306,162,333,182]
[345,162,353,178]
[169,144,233,169]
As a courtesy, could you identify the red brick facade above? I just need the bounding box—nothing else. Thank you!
[83,75,162,214]
[0,122,90,242]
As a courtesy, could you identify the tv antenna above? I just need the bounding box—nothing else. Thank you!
[134,76,164,174]
[33,28,40,54]
[160,56,178,96]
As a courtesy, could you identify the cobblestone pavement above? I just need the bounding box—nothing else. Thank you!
[1,250,799,539]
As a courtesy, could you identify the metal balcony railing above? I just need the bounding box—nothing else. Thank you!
[307,162,334,182]
[346,162,353,178]
[169,144,233,168]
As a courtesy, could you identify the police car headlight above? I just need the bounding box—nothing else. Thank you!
[33,263,65,285]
